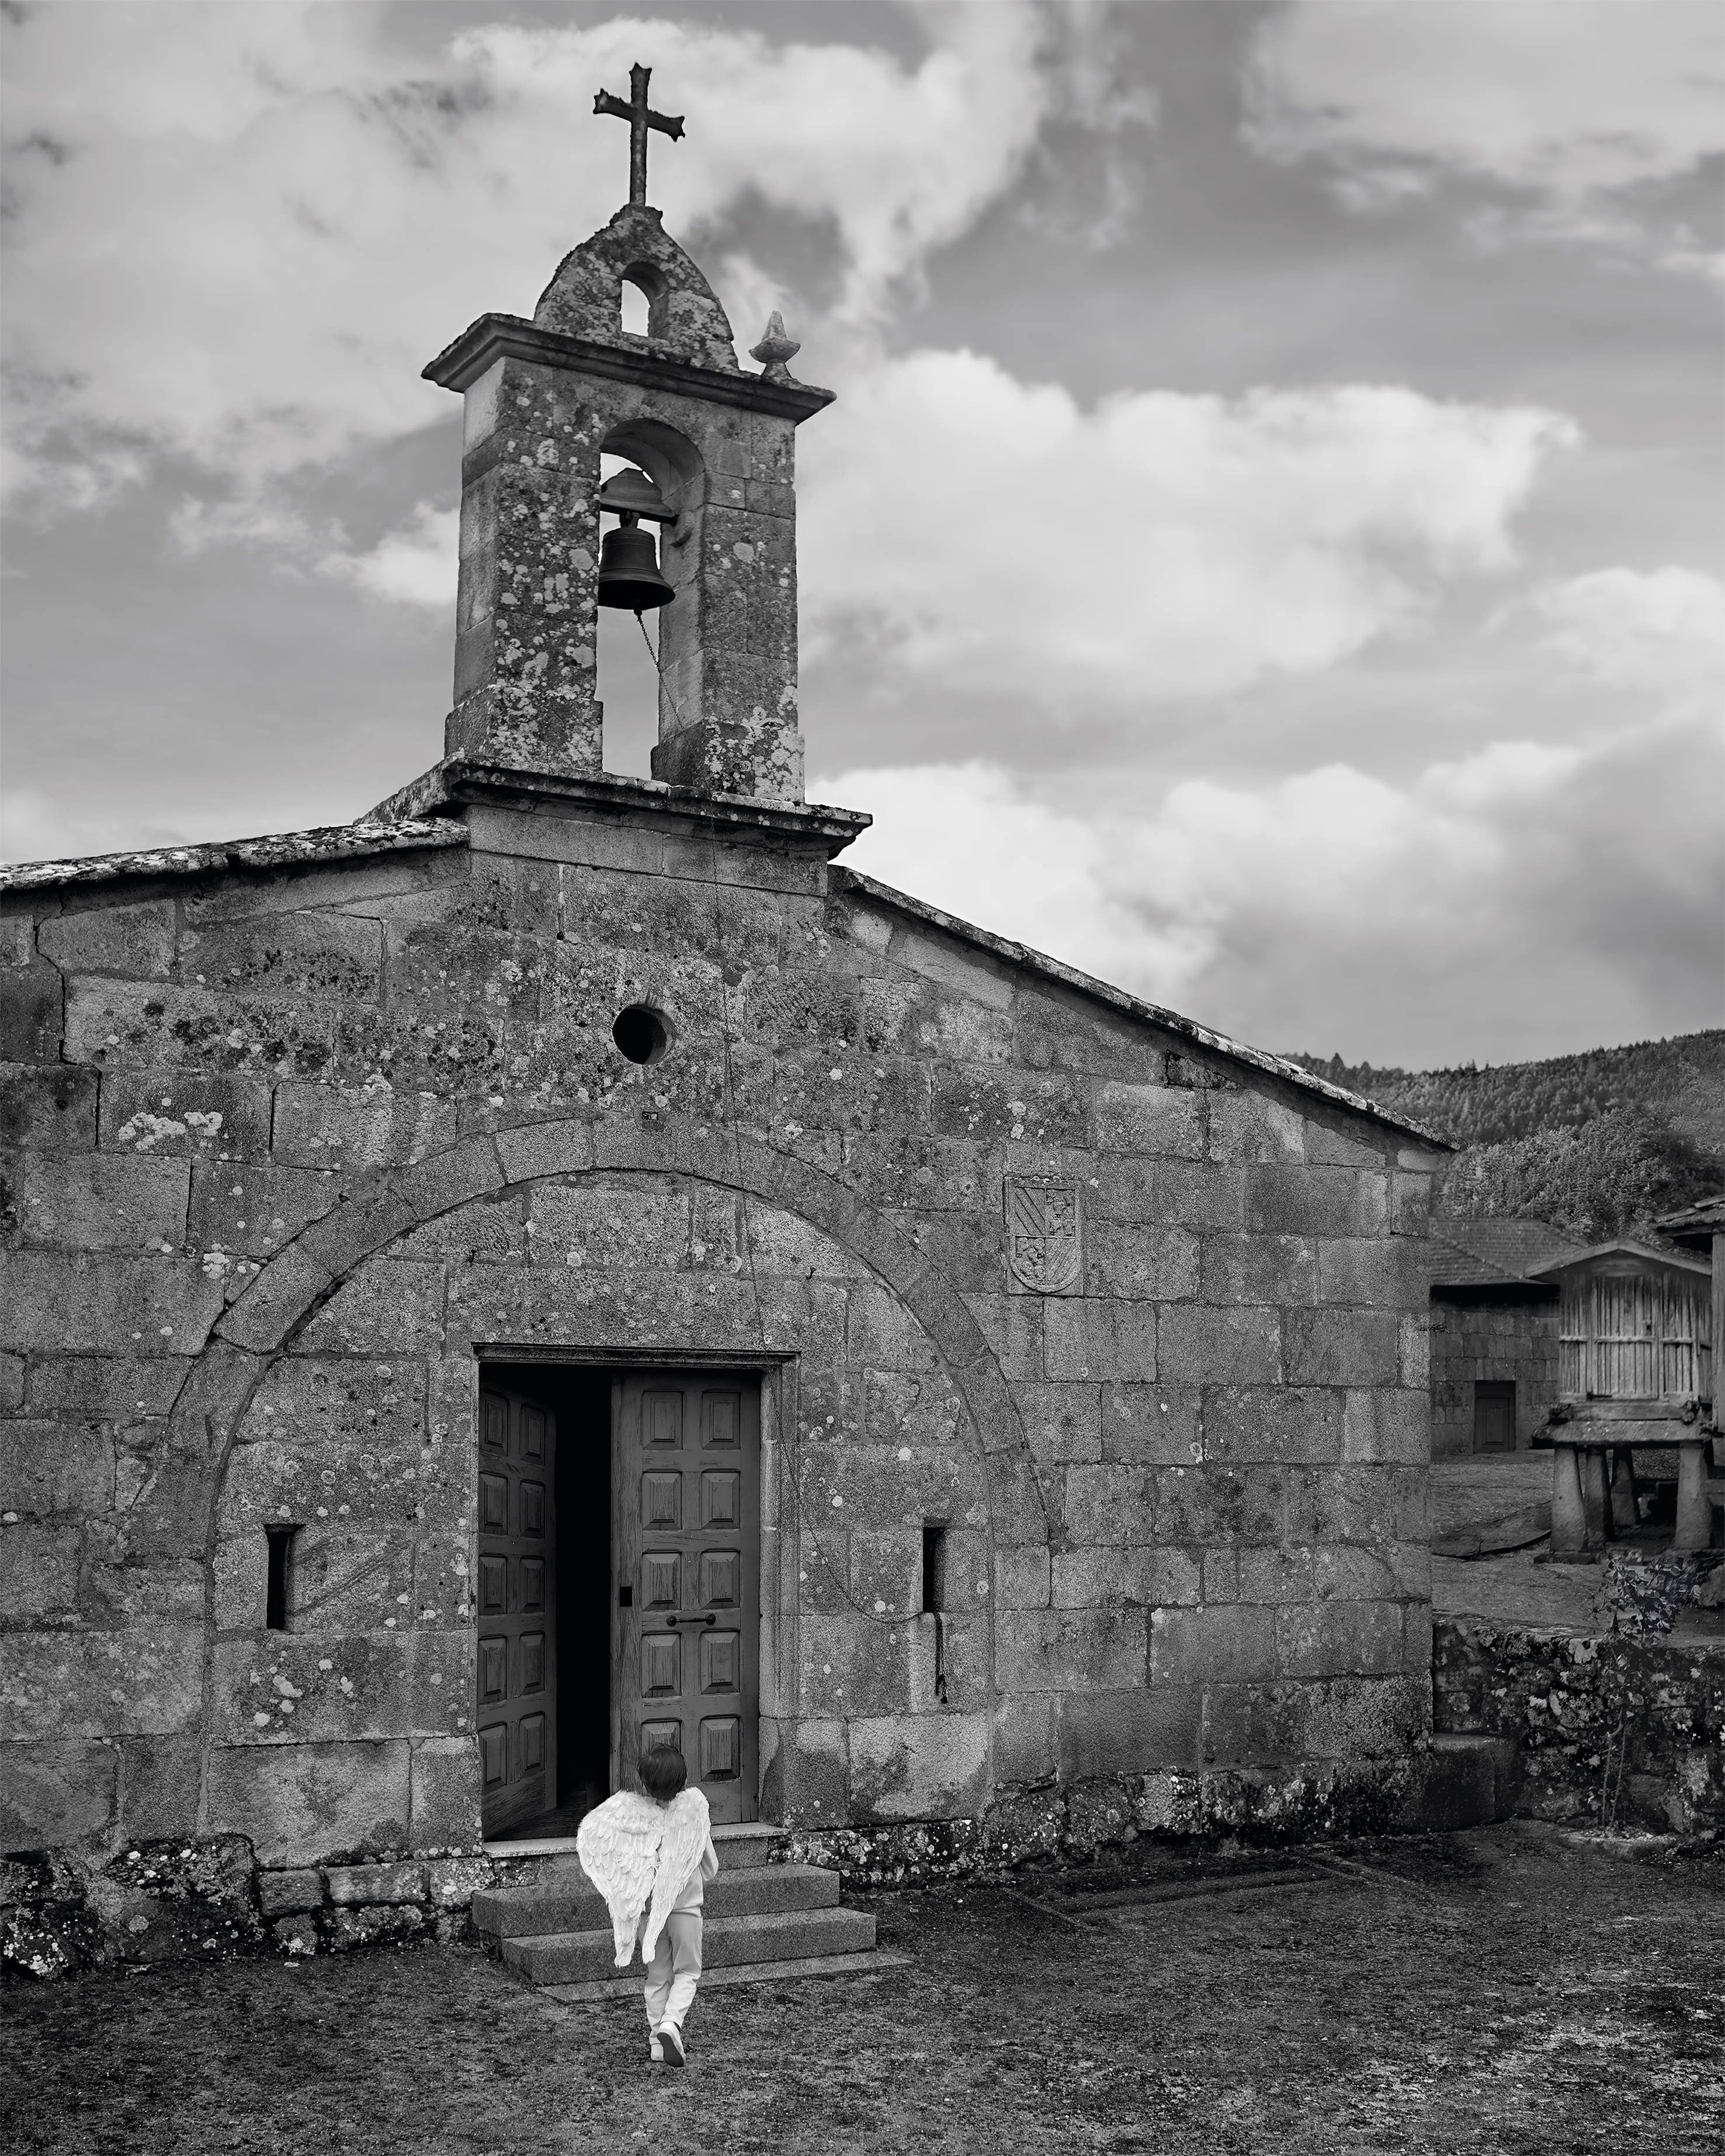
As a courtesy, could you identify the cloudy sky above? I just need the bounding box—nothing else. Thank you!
[4,0,1721,1067]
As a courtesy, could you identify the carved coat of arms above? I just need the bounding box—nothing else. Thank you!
[1004,1175,1082,1294]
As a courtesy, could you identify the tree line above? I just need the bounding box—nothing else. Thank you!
[1288,1031,1725,1244]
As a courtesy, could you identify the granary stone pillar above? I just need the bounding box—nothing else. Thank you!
[423,202,832,804]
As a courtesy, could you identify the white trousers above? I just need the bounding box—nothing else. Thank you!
[643,1909,703,2033]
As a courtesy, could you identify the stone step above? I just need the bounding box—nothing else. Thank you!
[475,1862,839,1939]
[542,1947,912,2005]
[502,1905,879,1988]
[483,1822,789,1870]
[1405,1733,1520,1831]
[711,1824,789,1870]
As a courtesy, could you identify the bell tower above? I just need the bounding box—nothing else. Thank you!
[421,66,832,807]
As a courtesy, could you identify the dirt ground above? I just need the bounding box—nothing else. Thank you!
[1430,1456,1724,1638]
[4,1823,1721,2155]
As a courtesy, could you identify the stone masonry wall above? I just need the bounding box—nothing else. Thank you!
[1429,1294,1560,1457]
[1434,1617,1725,1836]
[1,795,1441,1879]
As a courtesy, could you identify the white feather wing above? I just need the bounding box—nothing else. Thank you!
[576,1792,664,1966]
[640,1787,712,1963]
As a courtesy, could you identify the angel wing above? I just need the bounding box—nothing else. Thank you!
[640,1786,711,1964]
[576,1792,665,1966]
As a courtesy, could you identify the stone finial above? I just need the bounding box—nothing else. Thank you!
[749,312,802,381]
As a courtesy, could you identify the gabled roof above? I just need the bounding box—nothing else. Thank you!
[831,867,1449,1148]
[1530,1238,1712,1282]
[0,817,466,895]
[0,791,1448,1148]
[1428,1216,1590,1287]
[1655,1195,1725,1254]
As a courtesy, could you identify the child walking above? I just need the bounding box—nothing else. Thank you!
[575,1745,720,2069]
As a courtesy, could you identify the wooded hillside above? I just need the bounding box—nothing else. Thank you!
[1289,1030,1725,1244]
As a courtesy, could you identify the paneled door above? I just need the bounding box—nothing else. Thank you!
[476,1383,556,1838]
[612,1371,759,1825]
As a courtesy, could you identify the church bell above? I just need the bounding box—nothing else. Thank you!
[596,512,675,613]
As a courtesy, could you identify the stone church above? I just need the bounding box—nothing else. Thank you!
[1,107,1460,1968]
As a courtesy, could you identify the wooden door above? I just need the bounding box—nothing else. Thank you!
[1473,1380,1514,1453]
[476,1383,556,1838]
[612,1370,759,1825]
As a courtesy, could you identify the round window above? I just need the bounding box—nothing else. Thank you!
[612,1004,674,1065]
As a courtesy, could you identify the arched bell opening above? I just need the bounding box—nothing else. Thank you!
[594,451,667,776]
[595,421,705,783]
[618,258,671,341]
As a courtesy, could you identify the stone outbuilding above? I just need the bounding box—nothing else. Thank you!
[0,191,1454,1939]
[1428,1217,1588,1456]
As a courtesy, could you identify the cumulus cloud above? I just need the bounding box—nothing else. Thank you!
[801,350,1573,706]
[457,7,1049,324]
[166,486,462,612]
[1247,0,1725,263]
[169,494,320,560]
[2,1,1050,501]
[815,567,1724,1061]
[821,723,1718,1064]
[816,759,1200,994]
[1015,0,1160,251]
[213,329,1575,664]
[320,502,460,610]
[1529,565,1725,688]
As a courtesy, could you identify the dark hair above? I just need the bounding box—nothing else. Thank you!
[640,1744,688,1800]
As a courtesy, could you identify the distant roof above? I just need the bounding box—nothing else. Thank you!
[1655,1195,1725,1253]
[0,818,468,895]
[1428,1216,1591,1287]
[1530,1238,1711,1282]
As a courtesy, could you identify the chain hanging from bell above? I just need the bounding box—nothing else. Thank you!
[596,510,675,613]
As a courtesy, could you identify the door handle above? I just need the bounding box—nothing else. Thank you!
[663,1613,717,1627]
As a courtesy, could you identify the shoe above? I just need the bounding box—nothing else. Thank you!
[648,2037,664,2064]
[658,2023,686,2068]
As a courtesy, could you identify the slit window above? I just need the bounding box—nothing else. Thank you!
[265,1525,300,1631]
[921,1522,947,1613]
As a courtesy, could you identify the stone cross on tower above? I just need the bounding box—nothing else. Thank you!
[593,63,684,206]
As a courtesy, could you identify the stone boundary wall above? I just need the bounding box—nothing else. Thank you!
[28,1623,1719,1981]
[779,1750,1480,1884]
[0,1841,501,1980]
[4,1744,1508,1979]
[1434,1617,1725,1835]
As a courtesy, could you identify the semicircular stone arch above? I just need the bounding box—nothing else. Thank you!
[190,1123,1045,1849]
